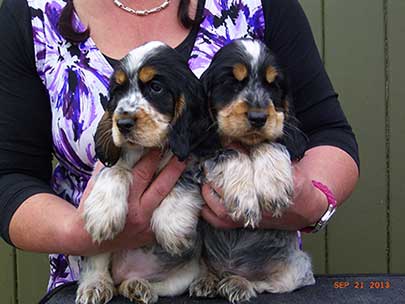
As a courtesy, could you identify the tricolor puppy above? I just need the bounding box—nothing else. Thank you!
[76,41,210,304]
[189,39,315,303]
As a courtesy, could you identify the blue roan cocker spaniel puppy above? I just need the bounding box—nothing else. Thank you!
[189,39,315,303]
[76,41,213,304]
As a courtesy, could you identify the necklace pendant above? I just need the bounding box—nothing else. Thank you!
[137,10,148,16]
[113,0,171,16]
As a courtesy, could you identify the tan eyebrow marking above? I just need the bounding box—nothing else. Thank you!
[139,66,156,83]
[266,65,278,84]
[233,63,248,81]
[114,69,128,85]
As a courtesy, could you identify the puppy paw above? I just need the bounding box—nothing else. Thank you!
[218,275,257,304]
[151,183,203,255]
[118,279,158,304]
[155,230,196,256]
[83,167,132,243]
[224,190,261,228]
[76,274,114,304]
[258,187,293,218]
[83,192,127,243]
[252,143,294,217]
[189,273,219,298]
[204,150,261,227]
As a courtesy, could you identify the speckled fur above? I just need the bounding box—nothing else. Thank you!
[193,39,315,303]
[78,42,210,304]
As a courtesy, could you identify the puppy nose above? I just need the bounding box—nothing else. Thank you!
[117,118,135,134]
[247,112,267,128]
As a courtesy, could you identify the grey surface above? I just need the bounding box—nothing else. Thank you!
[40,275,405,304]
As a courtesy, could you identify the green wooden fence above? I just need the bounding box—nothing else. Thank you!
[0,0,404,302]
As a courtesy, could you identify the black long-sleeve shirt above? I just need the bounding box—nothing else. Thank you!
[0,0,359,245]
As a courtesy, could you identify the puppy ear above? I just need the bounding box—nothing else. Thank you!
[94,112,122,167]
[168,95,191,161]
[200,69,212,100]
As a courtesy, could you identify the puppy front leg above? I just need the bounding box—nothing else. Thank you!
[204,149,260,227]
[118,278,157,304]
[251,143,294,217]
[83,149,142,243]
[218,275,257,303]
[151,181,204,256]
[189,260,219,298]
[76,253,114,304]
[83,166,132,243]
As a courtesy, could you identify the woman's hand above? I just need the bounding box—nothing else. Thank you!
[201,183,243,229]
[75,149,187,255]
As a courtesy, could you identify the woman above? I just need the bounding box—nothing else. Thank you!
[0,0,359,299]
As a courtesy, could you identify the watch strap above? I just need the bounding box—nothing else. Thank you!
[300,180,337,233]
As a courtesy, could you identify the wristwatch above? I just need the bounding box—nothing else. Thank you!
[300,180,337,233]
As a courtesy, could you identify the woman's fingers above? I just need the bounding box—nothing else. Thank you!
[201,206,241,229]
[201,183,227,218]
[78,161,105,213]
[140,156,186,215]
[131,149,162,196]
[201,183,243,229]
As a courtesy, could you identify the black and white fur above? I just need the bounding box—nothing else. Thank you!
[76,41,212,304]
[189,39,315,303]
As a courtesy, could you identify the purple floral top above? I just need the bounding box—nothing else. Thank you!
[27,0,264,290]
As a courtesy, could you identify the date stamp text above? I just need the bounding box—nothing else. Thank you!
[333,281,391,289]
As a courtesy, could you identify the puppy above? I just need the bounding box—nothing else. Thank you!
[189,39,315,303]
[76,41,212,304]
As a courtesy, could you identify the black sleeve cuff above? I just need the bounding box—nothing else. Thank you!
[0,173,55,246]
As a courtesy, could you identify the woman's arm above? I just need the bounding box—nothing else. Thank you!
[261,145,359,229]
[9,152,187,256]
[0,0,55,245]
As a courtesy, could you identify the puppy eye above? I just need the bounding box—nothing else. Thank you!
[150,82,163,94]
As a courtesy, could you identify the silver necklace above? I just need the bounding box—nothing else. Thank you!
[113,0,171,16]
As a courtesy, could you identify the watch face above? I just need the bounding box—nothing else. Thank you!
[300,200,337,233]
[320,205,336,224]
[311,205,336,233]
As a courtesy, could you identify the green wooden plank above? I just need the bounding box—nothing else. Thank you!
[388,0,405,274]
[301,231,326,275]
[324,0,387,273]
[16,250,50,304]
[299,0,326,275]
[0,240,16,304]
